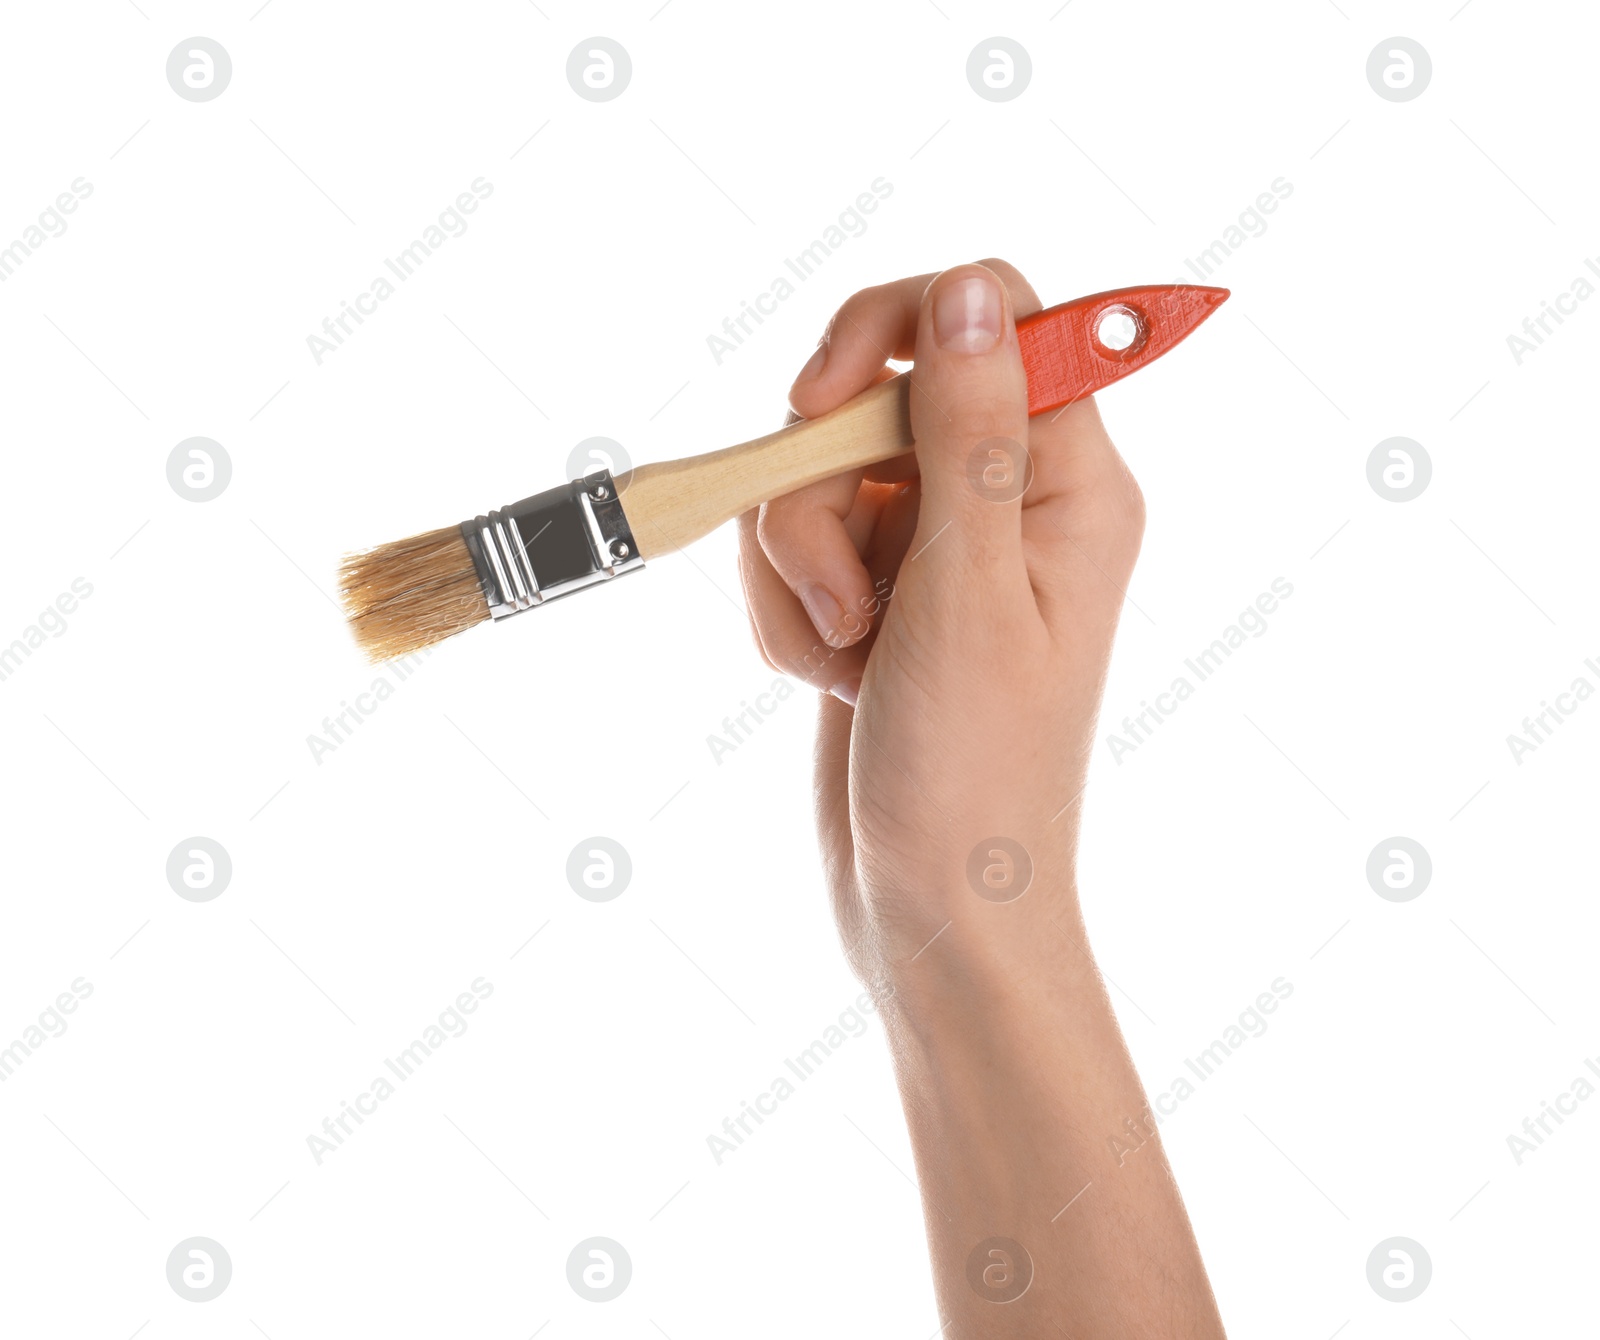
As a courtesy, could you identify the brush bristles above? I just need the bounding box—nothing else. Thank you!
[339,526,489,663]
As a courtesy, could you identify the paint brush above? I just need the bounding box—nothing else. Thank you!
[339,284,1228,662]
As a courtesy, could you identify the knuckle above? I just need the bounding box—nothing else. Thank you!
[754,497,798,554]
[1080,462,1147,553]
[826,282,886,341]
[1109,453,1146,530]
[1122,471,1147,534]
[936,388,1024,446]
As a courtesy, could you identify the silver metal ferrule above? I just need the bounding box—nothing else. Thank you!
[460,469,644,620]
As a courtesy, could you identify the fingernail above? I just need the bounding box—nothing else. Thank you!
[832,677,861,708]
[934,274,1003,353]
[797,340,828,383]
[797,582,843,643]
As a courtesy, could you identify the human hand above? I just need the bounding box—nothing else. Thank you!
[736,261,1147,994]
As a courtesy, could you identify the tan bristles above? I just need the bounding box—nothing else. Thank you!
[339,526,489,663]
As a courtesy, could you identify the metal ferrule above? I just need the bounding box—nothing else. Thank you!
[460,469,644,620]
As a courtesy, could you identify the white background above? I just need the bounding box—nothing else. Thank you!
[1,2,1595,1336]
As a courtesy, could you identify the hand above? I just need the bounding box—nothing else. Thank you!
[737,261,1146,992]
[739,262,1223,1335]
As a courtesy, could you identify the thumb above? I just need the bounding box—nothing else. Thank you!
[901,265,1031,601]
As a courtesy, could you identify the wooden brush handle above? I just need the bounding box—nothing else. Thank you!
[619,374,912,558]
[615,286,1227,557]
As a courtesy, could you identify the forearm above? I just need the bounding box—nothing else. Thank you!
[756,261,1221,1330]
[882,896,1226,1338]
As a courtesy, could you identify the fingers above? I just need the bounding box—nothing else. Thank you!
[1026,394,1143,542]
[1020,390,1148,640]
[744,278,925,706]
[788,273,932,420]
[736,507,873,704]
[757,468,881,648]
[973,256,1042,320]
[788,259,1042,424]
[898,264,1033,594]
[742,366,900,703]
[971,266,1141,590]
[740,259,1044,695]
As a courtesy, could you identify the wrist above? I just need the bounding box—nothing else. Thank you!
[875,882,1094,1045]
[872,894,1146,1212]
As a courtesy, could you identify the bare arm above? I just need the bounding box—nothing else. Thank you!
[877,889,1223,1335]
[738,260,1226,1336]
